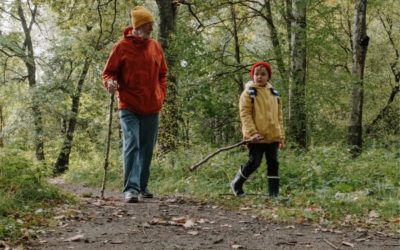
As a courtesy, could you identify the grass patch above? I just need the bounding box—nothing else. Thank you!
[65,143,400,231]
[0,149,70,244]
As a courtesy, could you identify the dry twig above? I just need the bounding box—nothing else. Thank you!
[189,139,251,171]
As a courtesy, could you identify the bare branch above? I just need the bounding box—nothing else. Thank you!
[0,6,20,20]
[179,0,204,29]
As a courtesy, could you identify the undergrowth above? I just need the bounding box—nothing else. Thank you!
[64,143,400,231]
[0,150,70,243]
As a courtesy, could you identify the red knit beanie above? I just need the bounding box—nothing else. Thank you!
[250,61,272,81]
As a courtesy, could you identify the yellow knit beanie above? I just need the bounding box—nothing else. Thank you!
[131,6,154,29]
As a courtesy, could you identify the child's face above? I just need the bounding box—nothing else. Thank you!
[253,66,269,85]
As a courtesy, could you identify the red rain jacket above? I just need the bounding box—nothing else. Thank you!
[102,27,168,114]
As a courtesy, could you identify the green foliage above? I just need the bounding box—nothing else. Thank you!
[63,142,399,230]
[0,0,400,242]
[0,150,68,242]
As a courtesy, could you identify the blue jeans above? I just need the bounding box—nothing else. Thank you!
[119,109,159,194]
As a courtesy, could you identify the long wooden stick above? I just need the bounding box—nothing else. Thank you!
[189,139,252,172]
[101,94,114,200]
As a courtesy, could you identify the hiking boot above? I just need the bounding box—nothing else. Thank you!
[124,191,139,203]
[140,189,154,198]
[230,167,247,197]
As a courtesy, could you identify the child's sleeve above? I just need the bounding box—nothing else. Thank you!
[278,98,285,141]
[239,91,257,136]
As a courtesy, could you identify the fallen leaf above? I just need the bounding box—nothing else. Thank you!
[165,198,177,203]
[183,219,195,228]
[198,218,207,224]
[355,238,367,242]
[221,224,232,228]
[0,241,10,250]
[64,234,85,242]
[35,208,44,214]
[111,240,124,244]
[149,217,169,225]
[369,210,379,218]
[342,241,355,248]
[187,230,199,236]
[54,215,66,220]
[171,216,187,224]
[232,244,244,249]
[240,207,252,211]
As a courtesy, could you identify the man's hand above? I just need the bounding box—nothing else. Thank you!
[107,79,118,95]
[250,133,263,143]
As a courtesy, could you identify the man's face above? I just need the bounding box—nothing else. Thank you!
[253,66,269,85]
[137,22,153,39]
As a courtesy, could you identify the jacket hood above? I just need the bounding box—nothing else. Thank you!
[245,81,273,89]
[123,27,134,38]
[123,27,150,44]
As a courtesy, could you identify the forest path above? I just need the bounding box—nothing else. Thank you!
[27,178,399,250]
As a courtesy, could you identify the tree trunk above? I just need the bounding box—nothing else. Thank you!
[285,0,293,123]
[156,0,179,153]
[0,105,3,147]
[17,0,45,160]
[288,0,307,149]
[53,58,91,175]
[263,0,288,86]
[230,1,244,94]
[347,0,369,156]
[285,0,293,57]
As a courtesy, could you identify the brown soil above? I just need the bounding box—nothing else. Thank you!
[27,178,400,250]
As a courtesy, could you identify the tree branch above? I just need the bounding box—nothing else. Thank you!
[189,139,252,171]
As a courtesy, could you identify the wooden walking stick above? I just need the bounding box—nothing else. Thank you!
[100,94,114,200]
[189,139,252,172]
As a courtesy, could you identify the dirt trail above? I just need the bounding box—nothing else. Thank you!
[28,178,400,250]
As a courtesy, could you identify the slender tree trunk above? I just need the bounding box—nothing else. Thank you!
[156,0,179,153]
[289,0,307,149]
[0,105,3,147]
[17,0,45,160]
[53,58,91,175]
[285,0,293,56]
[347,0,369,156]
[285,0,293,125]
[263,0,288,85]
[230,1,244,94]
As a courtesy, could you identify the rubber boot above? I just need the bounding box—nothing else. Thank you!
[268,177,280,197]
[230,167,247,197]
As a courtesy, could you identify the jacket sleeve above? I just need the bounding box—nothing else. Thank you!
[239,91,257,137]
[278,98,285,141]
[102,43,122,90]
[158,43,168,101]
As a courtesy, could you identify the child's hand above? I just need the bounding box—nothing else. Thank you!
[250,133,264,143]
[279,141,285,149]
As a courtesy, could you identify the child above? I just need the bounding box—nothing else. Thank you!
[230,61,285,197]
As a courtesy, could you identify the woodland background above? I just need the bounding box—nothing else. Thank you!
[0,0,399,243]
